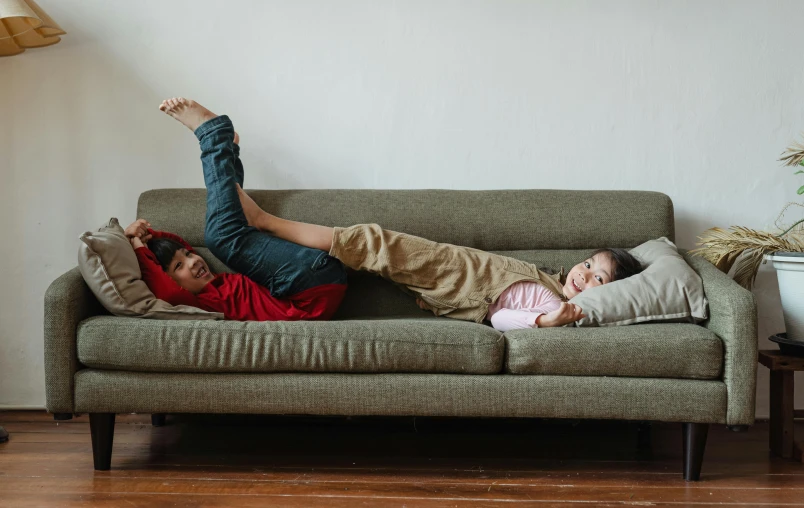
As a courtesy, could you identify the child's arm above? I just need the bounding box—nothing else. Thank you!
[490,302,585,332]
[490,309,547,332]
[133,240,202,308]
[126,218,195,253]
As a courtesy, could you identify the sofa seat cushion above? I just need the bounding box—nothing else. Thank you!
[505,324,723,380]
[77,316,503,374]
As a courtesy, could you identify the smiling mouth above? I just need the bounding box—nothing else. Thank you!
[195,267,208,279]
[572,279,582,292]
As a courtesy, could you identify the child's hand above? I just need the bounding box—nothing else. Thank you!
[537,302,586,327]
[415,297,429,310]
[129,236,146,250]
[125,219,152,243]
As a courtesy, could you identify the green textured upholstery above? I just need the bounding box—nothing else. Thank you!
[505,324,723,380]
[138,189,674,249]
[74,370,726,424]
[683,252,757,426]
[44,268,105,413]
[77,316,503,375]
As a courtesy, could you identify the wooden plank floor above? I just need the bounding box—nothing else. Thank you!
[1,411,803,507]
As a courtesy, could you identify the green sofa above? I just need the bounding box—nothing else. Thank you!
[44,189,757,480]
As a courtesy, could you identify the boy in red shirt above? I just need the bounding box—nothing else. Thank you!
[124,98,348,321]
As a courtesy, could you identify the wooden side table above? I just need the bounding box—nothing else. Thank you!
[758,350,803,461]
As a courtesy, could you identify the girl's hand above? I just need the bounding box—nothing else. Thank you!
[537,302,586,327]
[125,219,153,243]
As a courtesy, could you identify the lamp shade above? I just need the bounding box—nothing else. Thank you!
[0,0,65,56]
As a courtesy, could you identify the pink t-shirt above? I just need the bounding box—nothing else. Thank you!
[485,281,563,332]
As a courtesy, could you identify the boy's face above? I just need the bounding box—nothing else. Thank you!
[562,252,615,299]
[167,249,215,294]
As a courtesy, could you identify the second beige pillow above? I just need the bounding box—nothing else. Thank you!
[570,237,708,327]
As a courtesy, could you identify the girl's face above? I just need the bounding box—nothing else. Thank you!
[167,249,215,294]
[563,252,616,299]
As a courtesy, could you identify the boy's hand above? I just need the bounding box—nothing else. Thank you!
[536,302,586,327]
[129,236,146,250]
[125,219,152,243]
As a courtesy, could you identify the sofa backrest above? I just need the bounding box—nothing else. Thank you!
[138,189,673,249]
[138,189,674,319]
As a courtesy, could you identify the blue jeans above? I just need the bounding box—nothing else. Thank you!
[194,115,347,297]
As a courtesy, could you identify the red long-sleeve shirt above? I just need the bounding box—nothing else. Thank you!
[134,229,347,321]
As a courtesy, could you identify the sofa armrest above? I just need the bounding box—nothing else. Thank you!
[683,252,758,426]
[44,267,104,413]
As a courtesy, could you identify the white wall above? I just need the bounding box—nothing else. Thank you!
[1,0,803,417]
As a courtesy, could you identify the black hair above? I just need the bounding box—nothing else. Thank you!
[591,248,644,281]
[147,238,187,272]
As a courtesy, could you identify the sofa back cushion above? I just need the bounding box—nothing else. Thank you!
[138,189,673,250]
[140,190,674,319]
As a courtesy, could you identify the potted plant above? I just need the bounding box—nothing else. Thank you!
[693,135,804,343]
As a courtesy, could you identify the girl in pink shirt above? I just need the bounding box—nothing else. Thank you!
[486,281,565,332]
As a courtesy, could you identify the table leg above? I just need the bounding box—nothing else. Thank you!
[770,370,794,458]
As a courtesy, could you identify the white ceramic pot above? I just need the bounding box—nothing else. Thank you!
[767,252,804,341]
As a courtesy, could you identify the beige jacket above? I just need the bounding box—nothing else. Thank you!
[330,224,567,323]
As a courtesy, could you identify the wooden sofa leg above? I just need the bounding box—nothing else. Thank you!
[151,413,166,427]
[682,422,709,481]
[89,413,115,471]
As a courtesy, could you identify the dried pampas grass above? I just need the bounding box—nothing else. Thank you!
[780,134,804,167]
[693,135,804,289]
[692,226,804,289]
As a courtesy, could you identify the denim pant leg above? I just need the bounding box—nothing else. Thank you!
[233,141,244,188]
[195,115,347,297]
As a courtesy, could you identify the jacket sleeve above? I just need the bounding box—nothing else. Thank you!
[147,229,194,252]
[135,246,201,308]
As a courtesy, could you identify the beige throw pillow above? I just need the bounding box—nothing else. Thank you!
[77,218,223,320]
[570,237,708,327]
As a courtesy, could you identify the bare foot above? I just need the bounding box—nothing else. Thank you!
[236,184,269,230]
[158,97,217,132]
